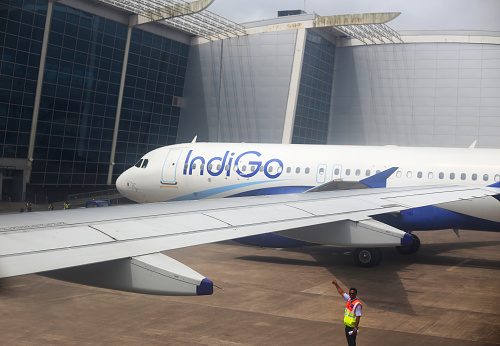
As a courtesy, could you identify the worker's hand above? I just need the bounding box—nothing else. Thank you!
[332,280,337,286]
[352,329,357,335]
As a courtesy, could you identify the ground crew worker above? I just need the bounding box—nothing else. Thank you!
[48,203,54,211]
[332,280,362,346]
[25,201,32,212]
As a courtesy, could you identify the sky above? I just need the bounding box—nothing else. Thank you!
[208,0,500,31]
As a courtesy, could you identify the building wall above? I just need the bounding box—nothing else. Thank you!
[177,30,298,143]
[329,41,500,148]
[0,0,46,160]
[0,0,189,191]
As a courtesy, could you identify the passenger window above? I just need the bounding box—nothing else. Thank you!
[184,163,188,170]
[135,159,143,168]
[200,164,205,170]
[217,164,221,170]
[141,159,148,168]
[355,169,360,176]
[251,166,256,172]
[242,165,247,171]
[407,171,412,178]
[277,166,283,173]
[334,168,340,175]
[366,170,370,176]
[305,168,310,174]
[417,172,422,178]
[296,167,300,174]
[192,163,196,169]
[495,174,500,182]
[208,164,213,170]
[268,166,273,173]
[396,171,402,178]
[345,169,351,176]
[472,173,477,181]
[233,165,238,171]
[428,172,434,179]
[439,172,444,179]
[450,173,455,180]
[225,165,229,171]
[286,167,291,173]
[319,168,325,174]
[483,174,489,181]
[259,166,264,172]
[461,173,466,180]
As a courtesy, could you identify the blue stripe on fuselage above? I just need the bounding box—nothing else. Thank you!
[169,180,295,201]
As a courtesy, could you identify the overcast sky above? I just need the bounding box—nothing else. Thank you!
[208,0,500,31]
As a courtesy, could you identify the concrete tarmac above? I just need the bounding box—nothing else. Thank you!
[1,229,499,345]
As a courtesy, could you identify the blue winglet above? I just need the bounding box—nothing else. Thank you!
[359,167,399,188]
[487,181,500,188]
[196,278,214,295]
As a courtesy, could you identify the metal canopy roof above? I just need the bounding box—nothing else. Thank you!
[98,0,247,40]
[334,23,403,44]
[314,13,404,44]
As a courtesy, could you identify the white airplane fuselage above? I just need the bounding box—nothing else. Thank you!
[117,142,500,204]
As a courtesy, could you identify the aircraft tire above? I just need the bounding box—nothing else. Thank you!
[354,248,381,267]
[396,233,420,255]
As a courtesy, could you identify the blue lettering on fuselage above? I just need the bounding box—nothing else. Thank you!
[183,149,283,179]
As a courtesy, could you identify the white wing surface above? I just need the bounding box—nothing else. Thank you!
[1,185,498,295]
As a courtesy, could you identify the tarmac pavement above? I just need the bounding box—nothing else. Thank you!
[0,229,499,345]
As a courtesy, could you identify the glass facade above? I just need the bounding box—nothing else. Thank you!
[114,28,187,181]
[32,3,127,186]
[0,0,188,188]
[0,0,46,159]
[292,30,335,144]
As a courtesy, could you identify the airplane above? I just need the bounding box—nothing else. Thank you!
[116,141,500,257]
[1,180,499,296]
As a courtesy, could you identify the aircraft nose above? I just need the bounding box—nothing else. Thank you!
[116,168,135,200]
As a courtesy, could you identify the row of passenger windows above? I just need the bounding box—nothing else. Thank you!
[183,163,500,182]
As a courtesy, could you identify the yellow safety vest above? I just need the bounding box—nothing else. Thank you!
[344,298,361,327]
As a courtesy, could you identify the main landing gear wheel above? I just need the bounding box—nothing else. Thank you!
[353,248,383,267]
[396,233,421,255]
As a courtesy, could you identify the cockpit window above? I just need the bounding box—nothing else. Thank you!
[135,159,143,168]
[141,159,149,168]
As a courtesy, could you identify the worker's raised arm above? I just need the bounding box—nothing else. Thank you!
[332,280,345,297]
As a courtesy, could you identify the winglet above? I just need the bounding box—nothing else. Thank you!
[191,136,197,143]
[360,167,399,188]
[469,140,477,149]
[487,181,500,188]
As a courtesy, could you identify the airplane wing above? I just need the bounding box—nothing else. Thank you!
[1,184,499,296]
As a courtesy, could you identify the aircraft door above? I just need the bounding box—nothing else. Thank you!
[316,164,327,184]
[331,164,342,180]
[161,149,183,184]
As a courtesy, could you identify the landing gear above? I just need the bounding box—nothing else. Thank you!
[396,233,421,255]
[353,248,383,267]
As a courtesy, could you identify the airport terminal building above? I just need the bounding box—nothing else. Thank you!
[1,0,500,200]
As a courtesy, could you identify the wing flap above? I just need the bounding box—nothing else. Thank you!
[0,227,114,256]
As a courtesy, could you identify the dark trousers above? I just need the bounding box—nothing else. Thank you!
[345,326,357,346]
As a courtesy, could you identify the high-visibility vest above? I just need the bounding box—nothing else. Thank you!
[344,297,361,327]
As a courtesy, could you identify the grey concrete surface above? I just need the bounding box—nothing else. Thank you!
[1,229,499,345]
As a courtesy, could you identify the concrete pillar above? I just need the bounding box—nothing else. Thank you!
[26,0,54,183]
[281,28,307,144]
[107,25,133,186]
